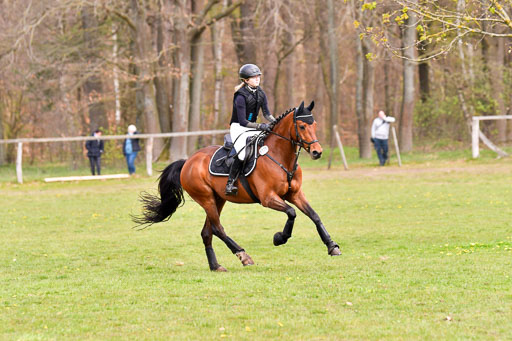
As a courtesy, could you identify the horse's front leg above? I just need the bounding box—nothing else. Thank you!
[288,190,341,256]
[261,194,296,246]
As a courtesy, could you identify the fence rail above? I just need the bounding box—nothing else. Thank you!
[1,129,229,183]
[471,116,512,158]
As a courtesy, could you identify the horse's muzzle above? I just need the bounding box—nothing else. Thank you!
[311,150,322,159]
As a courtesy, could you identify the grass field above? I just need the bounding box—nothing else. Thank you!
[1,149,512,339]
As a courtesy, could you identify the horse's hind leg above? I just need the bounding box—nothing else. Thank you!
[201,194,254,268]
[201,218,226,272]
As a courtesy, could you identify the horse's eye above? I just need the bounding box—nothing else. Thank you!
[299,125,306,131]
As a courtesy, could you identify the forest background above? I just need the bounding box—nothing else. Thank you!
[1,0,511,166]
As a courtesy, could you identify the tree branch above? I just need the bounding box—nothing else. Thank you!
[191,0,243,37]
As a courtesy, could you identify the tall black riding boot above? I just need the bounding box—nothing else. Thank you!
[225,157,242,196]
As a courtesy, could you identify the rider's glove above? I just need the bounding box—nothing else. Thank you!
[258,123,271,132]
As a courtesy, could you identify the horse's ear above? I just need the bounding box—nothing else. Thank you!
[296,101,304,115]
[307,101,315,111]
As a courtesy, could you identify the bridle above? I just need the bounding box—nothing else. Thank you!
[267,108,319,152]
[262,107,320,191]
[293,111,319,152]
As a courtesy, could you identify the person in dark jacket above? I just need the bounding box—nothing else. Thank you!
[225,64,275,196]
[123,124,141,175]
[85,129,104,175]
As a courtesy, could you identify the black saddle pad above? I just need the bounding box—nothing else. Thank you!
[208,137,262,177]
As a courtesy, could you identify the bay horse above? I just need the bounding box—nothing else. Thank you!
[134,101,341,271]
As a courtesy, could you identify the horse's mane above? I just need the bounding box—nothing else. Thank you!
[271,107,295,128]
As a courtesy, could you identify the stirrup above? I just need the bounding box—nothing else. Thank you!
[225,180,238,196]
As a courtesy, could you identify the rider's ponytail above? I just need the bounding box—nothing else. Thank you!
[234,82,245,92]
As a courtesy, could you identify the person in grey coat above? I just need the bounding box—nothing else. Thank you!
[85,129,104,175]
[371,110,395,166]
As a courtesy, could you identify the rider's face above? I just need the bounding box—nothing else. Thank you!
[246,75,261,87]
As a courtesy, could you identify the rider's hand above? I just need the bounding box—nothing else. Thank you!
[258,123,271,132]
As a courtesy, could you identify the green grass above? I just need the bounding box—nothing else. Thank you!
[1,152,512,339]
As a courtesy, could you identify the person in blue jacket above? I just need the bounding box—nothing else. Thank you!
[225,64,275,196]
[123,124,141,175]
[85,129,104,175]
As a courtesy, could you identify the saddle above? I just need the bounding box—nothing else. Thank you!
[208,134,264,177]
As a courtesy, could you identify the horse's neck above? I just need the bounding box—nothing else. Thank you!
[267,116,297,167]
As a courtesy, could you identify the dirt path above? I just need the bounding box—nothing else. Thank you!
[304,158,512,180]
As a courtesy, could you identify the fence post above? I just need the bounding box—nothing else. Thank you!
[146,137,153,176]
[333,125,349,170]
[391,126,402,167]
[472,118,479,158]
[16,142,23,184]
[328,125,348,170]
[327,127,335,170]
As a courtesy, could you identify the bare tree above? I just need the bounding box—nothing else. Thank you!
[0,102,5,165]
[81,4,108,132]
[151,6,172,133]
[326,0,339,133]
[128,0,165,159]
[398,2,417,153]
[352,0,376,158]
[230,0,258,65]
[490,37,507,142]
[168,0,242,161]
[211,0,228,142]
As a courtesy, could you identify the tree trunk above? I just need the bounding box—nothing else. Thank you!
[112,24,122,125]
[0,105,5,165]
[353,0,373,158]
[171,30,180,134]
[417,33,430,102]
[285,48,296,109]
[383,51,392,114]
[399,2,417,152]
[188,30,205,154]
[230,0,257,65]
[211,0,228,143]
[152,10,172,133]
[130,0,164,159]
[326,0,338,130]
[492,38,507,142]
[355,35,373,158]
[81,5,108,132]
[169,1,190,162]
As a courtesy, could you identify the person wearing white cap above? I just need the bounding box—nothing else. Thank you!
[371,110,395,166]
[123,124,141,175]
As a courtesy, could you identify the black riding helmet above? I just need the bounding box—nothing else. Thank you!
[239,64,262,80]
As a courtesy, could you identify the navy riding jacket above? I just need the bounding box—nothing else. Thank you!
[230,86,271,127]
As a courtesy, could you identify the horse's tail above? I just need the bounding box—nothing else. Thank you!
[132,159,186,227]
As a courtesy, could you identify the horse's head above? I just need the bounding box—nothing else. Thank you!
[293,101,323,159]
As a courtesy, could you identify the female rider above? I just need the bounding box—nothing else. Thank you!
[225,64,275,196]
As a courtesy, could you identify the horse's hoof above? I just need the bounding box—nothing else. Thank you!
[273,232,288,246]
[328,246,342,256]
[236,251,255,266]
[213,265,227,272]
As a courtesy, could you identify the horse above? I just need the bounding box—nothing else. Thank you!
[134,101,341,271]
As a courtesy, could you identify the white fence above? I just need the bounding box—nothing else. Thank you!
[472,116,512,158]
[0,130,229,183]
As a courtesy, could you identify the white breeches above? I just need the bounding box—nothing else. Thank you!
[230,123,260,160]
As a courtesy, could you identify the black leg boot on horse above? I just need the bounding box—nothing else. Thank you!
[225,157,243,196]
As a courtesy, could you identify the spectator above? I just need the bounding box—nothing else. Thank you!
[371,110,395,166]
[85,129,104,175]
[123,124,140,175]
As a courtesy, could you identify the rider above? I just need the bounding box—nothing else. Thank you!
[225,64,276,196]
